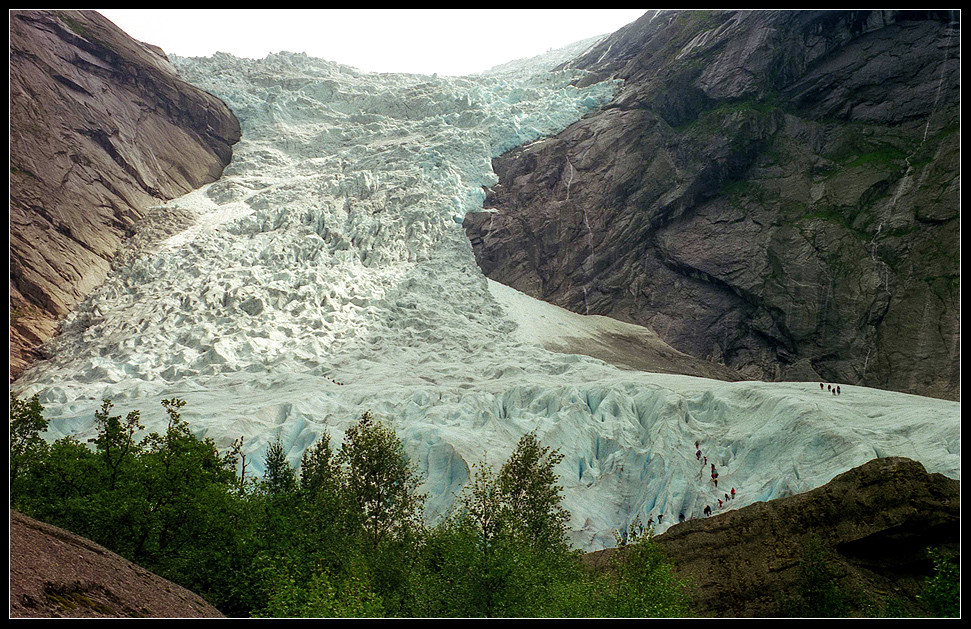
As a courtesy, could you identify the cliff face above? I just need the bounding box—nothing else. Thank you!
[584,457,960,617]
[465,10,959,400]
[9,10,241,380]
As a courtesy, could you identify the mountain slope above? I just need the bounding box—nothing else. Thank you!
[9,9,241,380]
[465,10,960,400]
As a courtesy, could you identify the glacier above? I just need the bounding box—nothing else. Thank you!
[12,42,960,552]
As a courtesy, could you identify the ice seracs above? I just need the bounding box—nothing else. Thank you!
[13,45,960,552]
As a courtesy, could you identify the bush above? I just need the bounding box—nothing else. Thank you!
[596,534,693,617]
[781,535,848,617]
[919,547,960,618]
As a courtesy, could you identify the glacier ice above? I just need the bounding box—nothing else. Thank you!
[12,45,960,552]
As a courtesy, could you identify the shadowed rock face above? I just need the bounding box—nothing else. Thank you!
[9,9,241,380]
[583,456,960,617]
[466,10,959,400]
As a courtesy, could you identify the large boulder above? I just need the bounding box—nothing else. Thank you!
[466,10,959,400]
[9,10,241,380]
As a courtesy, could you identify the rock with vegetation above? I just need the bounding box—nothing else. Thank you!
[9,9,241,380]
[465,10,959,400]
[583,456,960,617]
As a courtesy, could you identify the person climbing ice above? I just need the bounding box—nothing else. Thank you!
[730,487,736,500]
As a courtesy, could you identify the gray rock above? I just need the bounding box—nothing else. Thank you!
[9,10,241,380]
[467,10,959,400]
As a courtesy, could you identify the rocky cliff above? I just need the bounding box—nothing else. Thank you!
[9,10,241,380]
[9,510,224,618]
[583,456,960,617]
[465,10,960,400]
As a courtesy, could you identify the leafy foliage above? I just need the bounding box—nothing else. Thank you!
[597,533,693,617]
[9,396,693,618]
[781,535,850,617]
[918,547,960,618]
[497,431,570,553]
[337,410,424,550]
[9,393,48,490]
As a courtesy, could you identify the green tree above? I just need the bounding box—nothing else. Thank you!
[9,393,48,497]
[434,463,522,617]
[414,439,589,618]
[254,556,383,618]
[262,437,297,496]
[781,535,848,617]
[19,435,102,531]
[918,547,960,617]
[299,432,340,501]
[599,533,693,617]
[336,411,426,615]
[88,399,144,491]
[122,399,238,563]
[125,399,252,613]
[337,410,424,550]
[497,431,570,552]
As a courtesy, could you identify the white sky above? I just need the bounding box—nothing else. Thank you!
[96,9,647,76]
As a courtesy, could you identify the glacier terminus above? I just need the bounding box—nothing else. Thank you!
[12,42,960,552]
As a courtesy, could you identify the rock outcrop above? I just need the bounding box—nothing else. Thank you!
[583,456,960,617]
[9,510,224,618]
[9,9,241,381]
[466,10,960,400]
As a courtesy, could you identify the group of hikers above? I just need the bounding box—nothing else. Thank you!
[695,439,735,518]
[645,440,739,530]
[640,382,846,535]
[820,382,842,395]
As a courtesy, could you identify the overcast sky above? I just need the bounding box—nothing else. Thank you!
[96,9,647,76]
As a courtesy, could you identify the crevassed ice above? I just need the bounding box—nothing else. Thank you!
[13,48,960,551]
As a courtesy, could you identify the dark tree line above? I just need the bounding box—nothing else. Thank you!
[11,393,958,617]
[7,392,692,617]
